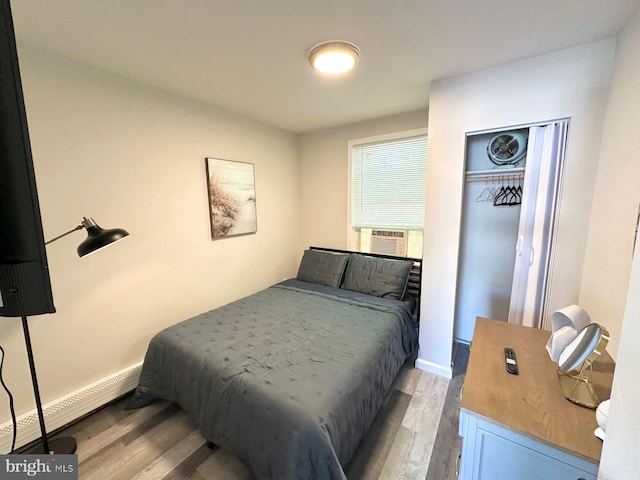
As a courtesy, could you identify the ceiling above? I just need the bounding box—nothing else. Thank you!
[10,0,640,133]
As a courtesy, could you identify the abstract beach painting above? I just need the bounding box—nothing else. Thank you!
[206,158,257,239]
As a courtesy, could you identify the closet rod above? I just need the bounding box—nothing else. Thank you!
[465,166,525,179]
[465,173,525,183]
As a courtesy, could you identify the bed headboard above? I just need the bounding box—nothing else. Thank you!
[309,246,422,323]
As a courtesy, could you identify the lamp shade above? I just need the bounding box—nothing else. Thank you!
[545,304,591,362]
[77,217,129,257]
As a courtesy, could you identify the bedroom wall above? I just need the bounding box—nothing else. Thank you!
[420,38,616,376]
[580,8,640,361]
[592,5,640,478]
[297,109,428,250]
[0,45,300,445]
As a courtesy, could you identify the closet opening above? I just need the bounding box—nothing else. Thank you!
[454,120,569,343]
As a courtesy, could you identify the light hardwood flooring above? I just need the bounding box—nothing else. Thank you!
[33,345,469,480]
[426,344,469,480]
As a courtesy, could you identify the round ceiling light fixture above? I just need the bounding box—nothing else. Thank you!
[308,40,360,74]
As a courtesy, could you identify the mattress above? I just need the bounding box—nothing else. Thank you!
[128,279,418,479]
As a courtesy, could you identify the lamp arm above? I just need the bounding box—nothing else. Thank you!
[44,225,84,245]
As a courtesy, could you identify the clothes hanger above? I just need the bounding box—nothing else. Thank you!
[476,176,491,203]
[493,175,507,206]
[506,175,519,205]
[493,174,522,206]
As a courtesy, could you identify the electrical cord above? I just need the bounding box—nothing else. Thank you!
[0,345,17,453]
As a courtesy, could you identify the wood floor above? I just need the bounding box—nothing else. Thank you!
[40,345,469,480]
[426,344,469,480]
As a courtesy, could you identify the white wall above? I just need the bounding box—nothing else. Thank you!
[580,10,640,361]
[599,249,640,479]
[595,6,640,478]
[0,46,300,436]
[297,109,428,250]
[420,39,616,375]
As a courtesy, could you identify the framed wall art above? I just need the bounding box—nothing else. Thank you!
[205,157,257,239]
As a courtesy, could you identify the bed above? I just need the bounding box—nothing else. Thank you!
[127,247,421,480]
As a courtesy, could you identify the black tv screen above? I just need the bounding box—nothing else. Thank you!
[0,0,55,317]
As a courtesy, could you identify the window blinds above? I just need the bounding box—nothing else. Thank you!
[351,134,427,229]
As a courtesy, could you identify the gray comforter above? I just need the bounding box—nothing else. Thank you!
[128,279,418,479]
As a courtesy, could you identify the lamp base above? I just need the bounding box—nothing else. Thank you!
[557,369,599,409]
[28,436,77,454]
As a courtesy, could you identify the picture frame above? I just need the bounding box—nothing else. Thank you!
[205,157,257,239]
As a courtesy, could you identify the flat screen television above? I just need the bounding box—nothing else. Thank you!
[0,0,55,317]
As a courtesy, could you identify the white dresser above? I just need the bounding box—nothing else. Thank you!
[458,317,614,480]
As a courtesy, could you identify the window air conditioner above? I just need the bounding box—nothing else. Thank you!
[370,230,407,256]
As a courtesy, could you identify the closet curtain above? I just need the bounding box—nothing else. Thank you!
[508,120,569,328]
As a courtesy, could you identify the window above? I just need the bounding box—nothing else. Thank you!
[349,129,427,258]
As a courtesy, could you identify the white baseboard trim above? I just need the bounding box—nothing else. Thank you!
[415,357,453,379]
[0,362,142,453]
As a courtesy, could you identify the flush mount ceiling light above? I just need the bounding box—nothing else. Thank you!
[308,40,360,74]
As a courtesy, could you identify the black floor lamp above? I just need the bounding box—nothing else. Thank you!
[24,217,129,454]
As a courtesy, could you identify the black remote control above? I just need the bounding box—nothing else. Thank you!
[504,347,519,375]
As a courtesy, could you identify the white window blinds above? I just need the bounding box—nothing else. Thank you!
[351,134,427,229]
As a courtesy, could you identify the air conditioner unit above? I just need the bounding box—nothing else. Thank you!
[370,230,407,256]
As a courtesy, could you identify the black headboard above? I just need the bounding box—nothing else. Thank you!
[309,246,422,323]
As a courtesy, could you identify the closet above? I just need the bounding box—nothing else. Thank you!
[454,121,569,343]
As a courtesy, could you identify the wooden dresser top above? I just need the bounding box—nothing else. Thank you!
[460,317,615,463]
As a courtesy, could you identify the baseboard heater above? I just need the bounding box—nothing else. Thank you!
[0,362,142,453]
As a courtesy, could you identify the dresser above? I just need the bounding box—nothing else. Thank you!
[458,317,615,480]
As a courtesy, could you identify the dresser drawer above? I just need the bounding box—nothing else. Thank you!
[459,411,597,480]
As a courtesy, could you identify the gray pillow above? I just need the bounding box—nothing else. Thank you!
[296,250,350,288]
[342,254,413,299]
